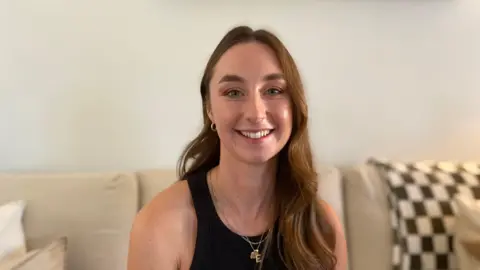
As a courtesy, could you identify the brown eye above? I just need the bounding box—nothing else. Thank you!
[226,89,243,98]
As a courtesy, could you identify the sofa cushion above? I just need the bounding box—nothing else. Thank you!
[0,237,67,270]
[341,164,391,270]
[136,169,177,209]
[453,193,480,270]
[316,164,346,233]
[0,172,138,270]
[369,159,480,270]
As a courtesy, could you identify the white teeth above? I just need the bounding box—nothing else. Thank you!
[240,130,271,139]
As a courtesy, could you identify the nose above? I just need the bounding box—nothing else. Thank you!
[244,94,267,123]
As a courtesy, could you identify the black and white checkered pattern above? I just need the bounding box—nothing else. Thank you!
[368,158,480,270]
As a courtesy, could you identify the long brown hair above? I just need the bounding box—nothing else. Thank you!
[177,25,337,270]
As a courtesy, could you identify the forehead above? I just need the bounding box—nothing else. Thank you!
[211,42,283,83]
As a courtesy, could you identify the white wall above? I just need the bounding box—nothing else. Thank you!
[1,1,479,172]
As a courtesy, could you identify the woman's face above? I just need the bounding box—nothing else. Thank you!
[208,42,292,164]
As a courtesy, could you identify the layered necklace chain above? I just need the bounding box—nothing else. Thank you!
[208,170,270,264]
[241,233,268,263]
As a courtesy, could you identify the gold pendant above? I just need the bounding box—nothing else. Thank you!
[250,250,262,263]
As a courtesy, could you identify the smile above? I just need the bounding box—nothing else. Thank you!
[238,129,273,139]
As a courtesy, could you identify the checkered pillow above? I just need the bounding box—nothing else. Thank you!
[368,158,480,270]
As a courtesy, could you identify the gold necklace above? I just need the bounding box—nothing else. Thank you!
[241,233,267,263]
[208,170,270,263]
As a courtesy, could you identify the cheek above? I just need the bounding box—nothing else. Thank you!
[210,99,238,129]
[273,101,292,126]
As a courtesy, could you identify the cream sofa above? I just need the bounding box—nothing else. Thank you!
[0,165,385,270]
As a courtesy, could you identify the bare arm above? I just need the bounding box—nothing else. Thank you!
[127,183,193,270]
[320,200,348,270]
[127,209,179,270]
[127,203,180,270]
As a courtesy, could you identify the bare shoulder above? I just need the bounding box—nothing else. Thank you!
[127,180,196,270]
[318,200,344,236]
[318,200,348,270]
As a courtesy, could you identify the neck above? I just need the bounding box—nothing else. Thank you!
[212,153,277,222]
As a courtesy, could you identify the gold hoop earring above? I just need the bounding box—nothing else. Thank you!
[210,123,216,131]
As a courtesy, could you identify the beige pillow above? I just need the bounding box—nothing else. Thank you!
[453,194,480,270]
[0,237,67,270]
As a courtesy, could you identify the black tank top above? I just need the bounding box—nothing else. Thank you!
[186,171,287,270]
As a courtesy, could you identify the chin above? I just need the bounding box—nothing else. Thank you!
[236,149,279,165]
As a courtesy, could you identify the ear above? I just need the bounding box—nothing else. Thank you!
[206,101,214,123]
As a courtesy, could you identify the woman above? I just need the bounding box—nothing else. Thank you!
[127,25,347,270]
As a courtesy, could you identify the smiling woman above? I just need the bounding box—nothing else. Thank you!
[208,42,292,165]
[127,25,347,270]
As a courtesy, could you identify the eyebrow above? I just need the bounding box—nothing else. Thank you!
[218,73,285,84]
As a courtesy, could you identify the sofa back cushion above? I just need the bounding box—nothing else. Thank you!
[0,172,138,270]
[454,194,480,270]
[341,164,392,270]
[137,169,178,209]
